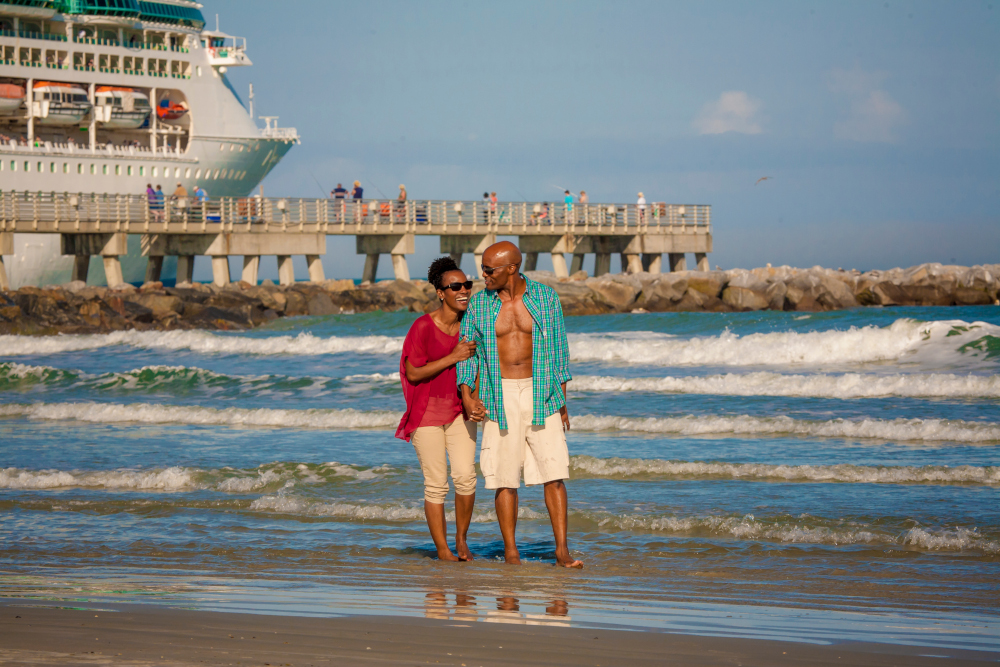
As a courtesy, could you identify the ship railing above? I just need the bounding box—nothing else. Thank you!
[1,141,189,160]
[259,127,298,141]
[2,30,68,42]
[0,192,712,237]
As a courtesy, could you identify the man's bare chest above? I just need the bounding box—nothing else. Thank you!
[495,299,533,337]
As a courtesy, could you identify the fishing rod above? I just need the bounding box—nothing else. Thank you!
[308,170,328,197]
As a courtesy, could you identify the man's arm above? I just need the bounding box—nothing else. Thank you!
[457,306,487,421]
[552,294,572,430]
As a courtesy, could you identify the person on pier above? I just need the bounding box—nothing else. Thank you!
[457,241,583,568]
[397,257,479,562]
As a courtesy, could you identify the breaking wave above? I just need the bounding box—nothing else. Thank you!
[572,371,1000,399]
[0,401,400,430]
[0,329,404,357]
[568,319,1000,368]
[578,510,1000,554]
[0,461,397,492]
[571,414,1000,443]
[4,401,998,443]
[570,455,1000,485]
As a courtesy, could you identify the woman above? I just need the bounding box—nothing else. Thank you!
[396,257,478,561]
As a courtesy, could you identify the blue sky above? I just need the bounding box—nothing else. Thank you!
[206,0,999,280]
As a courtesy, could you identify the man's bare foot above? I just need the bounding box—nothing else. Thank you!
[437,549,460,562]
[555,549,583,569]
[504,548,522,565]
[456,540,474,562]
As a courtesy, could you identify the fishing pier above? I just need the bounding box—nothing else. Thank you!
[0,192,712,288]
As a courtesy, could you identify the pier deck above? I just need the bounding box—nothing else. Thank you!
[0,192,712,288]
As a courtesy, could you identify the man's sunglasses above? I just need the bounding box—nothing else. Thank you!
[481,263,515,276]
[442,281,473,291]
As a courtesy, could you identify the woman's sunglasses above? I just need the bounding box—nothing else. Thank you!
[480,262,515,276]
[442,281,473,291]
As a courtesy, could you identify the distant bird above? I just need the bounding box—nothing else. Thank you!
[755,176,772,185]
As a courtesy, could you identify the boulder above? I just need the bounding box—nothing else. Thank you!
[182,303,253,330]
[636,275,689,311]
[284,290,309,316]
[585,278,640,311]
[721,272,769,311]
[765,281,787,310]
[685,271,727,298]
[307,291,340,316]
[322,279,355,292]
[242,285,286,312]
[129,293,183,319]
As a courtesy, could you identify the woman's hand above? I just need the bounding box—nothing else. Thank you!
[448,340,477,363]
[463,394,488,422]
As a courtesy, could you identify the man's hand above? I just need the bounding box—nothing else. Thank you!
[463,394,488,422]
[560,405,570,432]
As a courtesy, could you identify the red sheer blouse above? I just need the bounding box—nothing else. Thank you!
[395,314,463,442]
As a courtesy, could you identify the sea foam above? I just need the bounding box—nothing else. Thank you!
[0,401,399,430]
[0,329,404,357]
[572,371,1000,399]
[3,401,998,443]
[571,414,1000,443]
[569,319,1000,368]
[570,455,1000,485]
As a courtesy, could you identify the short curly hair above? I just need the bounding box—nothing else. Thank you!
[427,256,461,289]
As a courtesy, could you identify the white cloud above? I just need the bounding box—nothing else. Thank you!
[692,91,763,135]
[828,67,906,143]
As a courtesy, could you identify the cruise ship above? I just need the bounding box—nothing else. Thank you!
[0,0,298,287]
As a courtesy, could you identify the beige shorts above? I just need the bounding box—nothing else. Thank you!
[411,414,478,504]
[481,378,569,489]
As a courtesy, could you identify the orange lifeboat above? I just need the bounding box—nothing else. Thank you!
[157,99,188,123]
[0,83,24,115]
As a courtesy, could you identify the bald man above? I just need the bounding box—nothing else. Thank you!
[457,242,582,568]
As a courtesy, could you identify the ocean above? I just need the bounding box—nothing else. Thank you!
[1,306,998,649]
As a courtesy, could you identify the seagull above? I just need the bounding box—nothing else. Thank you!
[755,176,772,185]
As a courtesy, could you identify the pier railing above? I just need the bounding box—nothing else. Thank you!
[0,191,711,236]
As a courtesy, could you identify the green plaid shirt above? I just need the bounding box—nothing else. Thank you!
[457,275,572,429]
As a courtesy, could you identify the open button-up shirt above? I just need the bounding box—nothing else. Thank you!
[457,275,572,430]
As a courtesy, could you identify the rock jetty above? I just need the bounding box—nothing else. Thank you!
[0,263,997,334]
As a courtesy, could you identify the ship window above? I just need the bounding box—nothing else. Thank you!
[24,161,30,172]
[184,168,190,178]
[10,161,15,171]
[220,169,227,179]
[102,164,108,175]
[196,66,201,77]
[77,163,83,174]
[152,166,157,177]
[127,165,133,176]
[213,169,219,179]
[219,143,225,151]
[63,163,68,173]
[37,162,43,172]
[139,166,145,176]
[194,168,201,178]
[90,164,96,174]
[229,144,235,151]
[115,165,121,175]
[50,162,56,173]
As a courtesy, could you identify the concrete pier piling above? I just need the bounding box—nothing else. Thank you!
[0,193,712,286]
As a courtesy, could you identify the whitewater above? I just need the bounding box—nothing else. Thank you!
[1,305,998,623]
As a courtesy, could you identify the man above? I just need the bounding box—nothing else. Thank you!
[457,241,583,568]
[332,183,347,199]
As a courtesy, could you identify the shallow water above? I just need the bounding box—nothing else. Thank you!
[1,305,999,648]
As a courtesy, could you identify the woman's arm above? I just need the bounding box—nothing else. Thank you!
[405,340,476,383]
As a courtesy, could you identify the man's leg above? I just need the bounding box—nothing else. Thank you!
[495,488,520,564]
[543,480,583,568]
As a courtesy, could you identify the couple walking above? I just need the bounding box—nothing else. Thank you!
[396,241,582,568]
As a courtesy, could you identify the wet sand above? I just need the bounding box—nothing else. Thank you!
[0,601,995,666]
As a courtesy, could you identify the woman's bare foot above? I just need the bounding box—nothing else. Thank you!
[456,540,474,561]
[555,549,583,569]
[504,548,522,565]
[437,548,460,562]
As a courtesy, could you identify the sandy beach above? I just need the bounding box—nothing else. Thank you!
[2,601,996,667]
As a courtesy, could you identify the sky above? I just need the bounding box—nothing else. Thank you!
[203,0,998,280]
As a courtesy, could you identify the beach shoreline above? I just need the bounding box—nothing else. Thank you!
[2,601,997,666]
[0,261,998,336]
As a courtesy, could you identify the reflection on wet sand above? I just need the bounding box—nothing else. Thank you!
[486,595,572,627]
[423,589,571,627]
